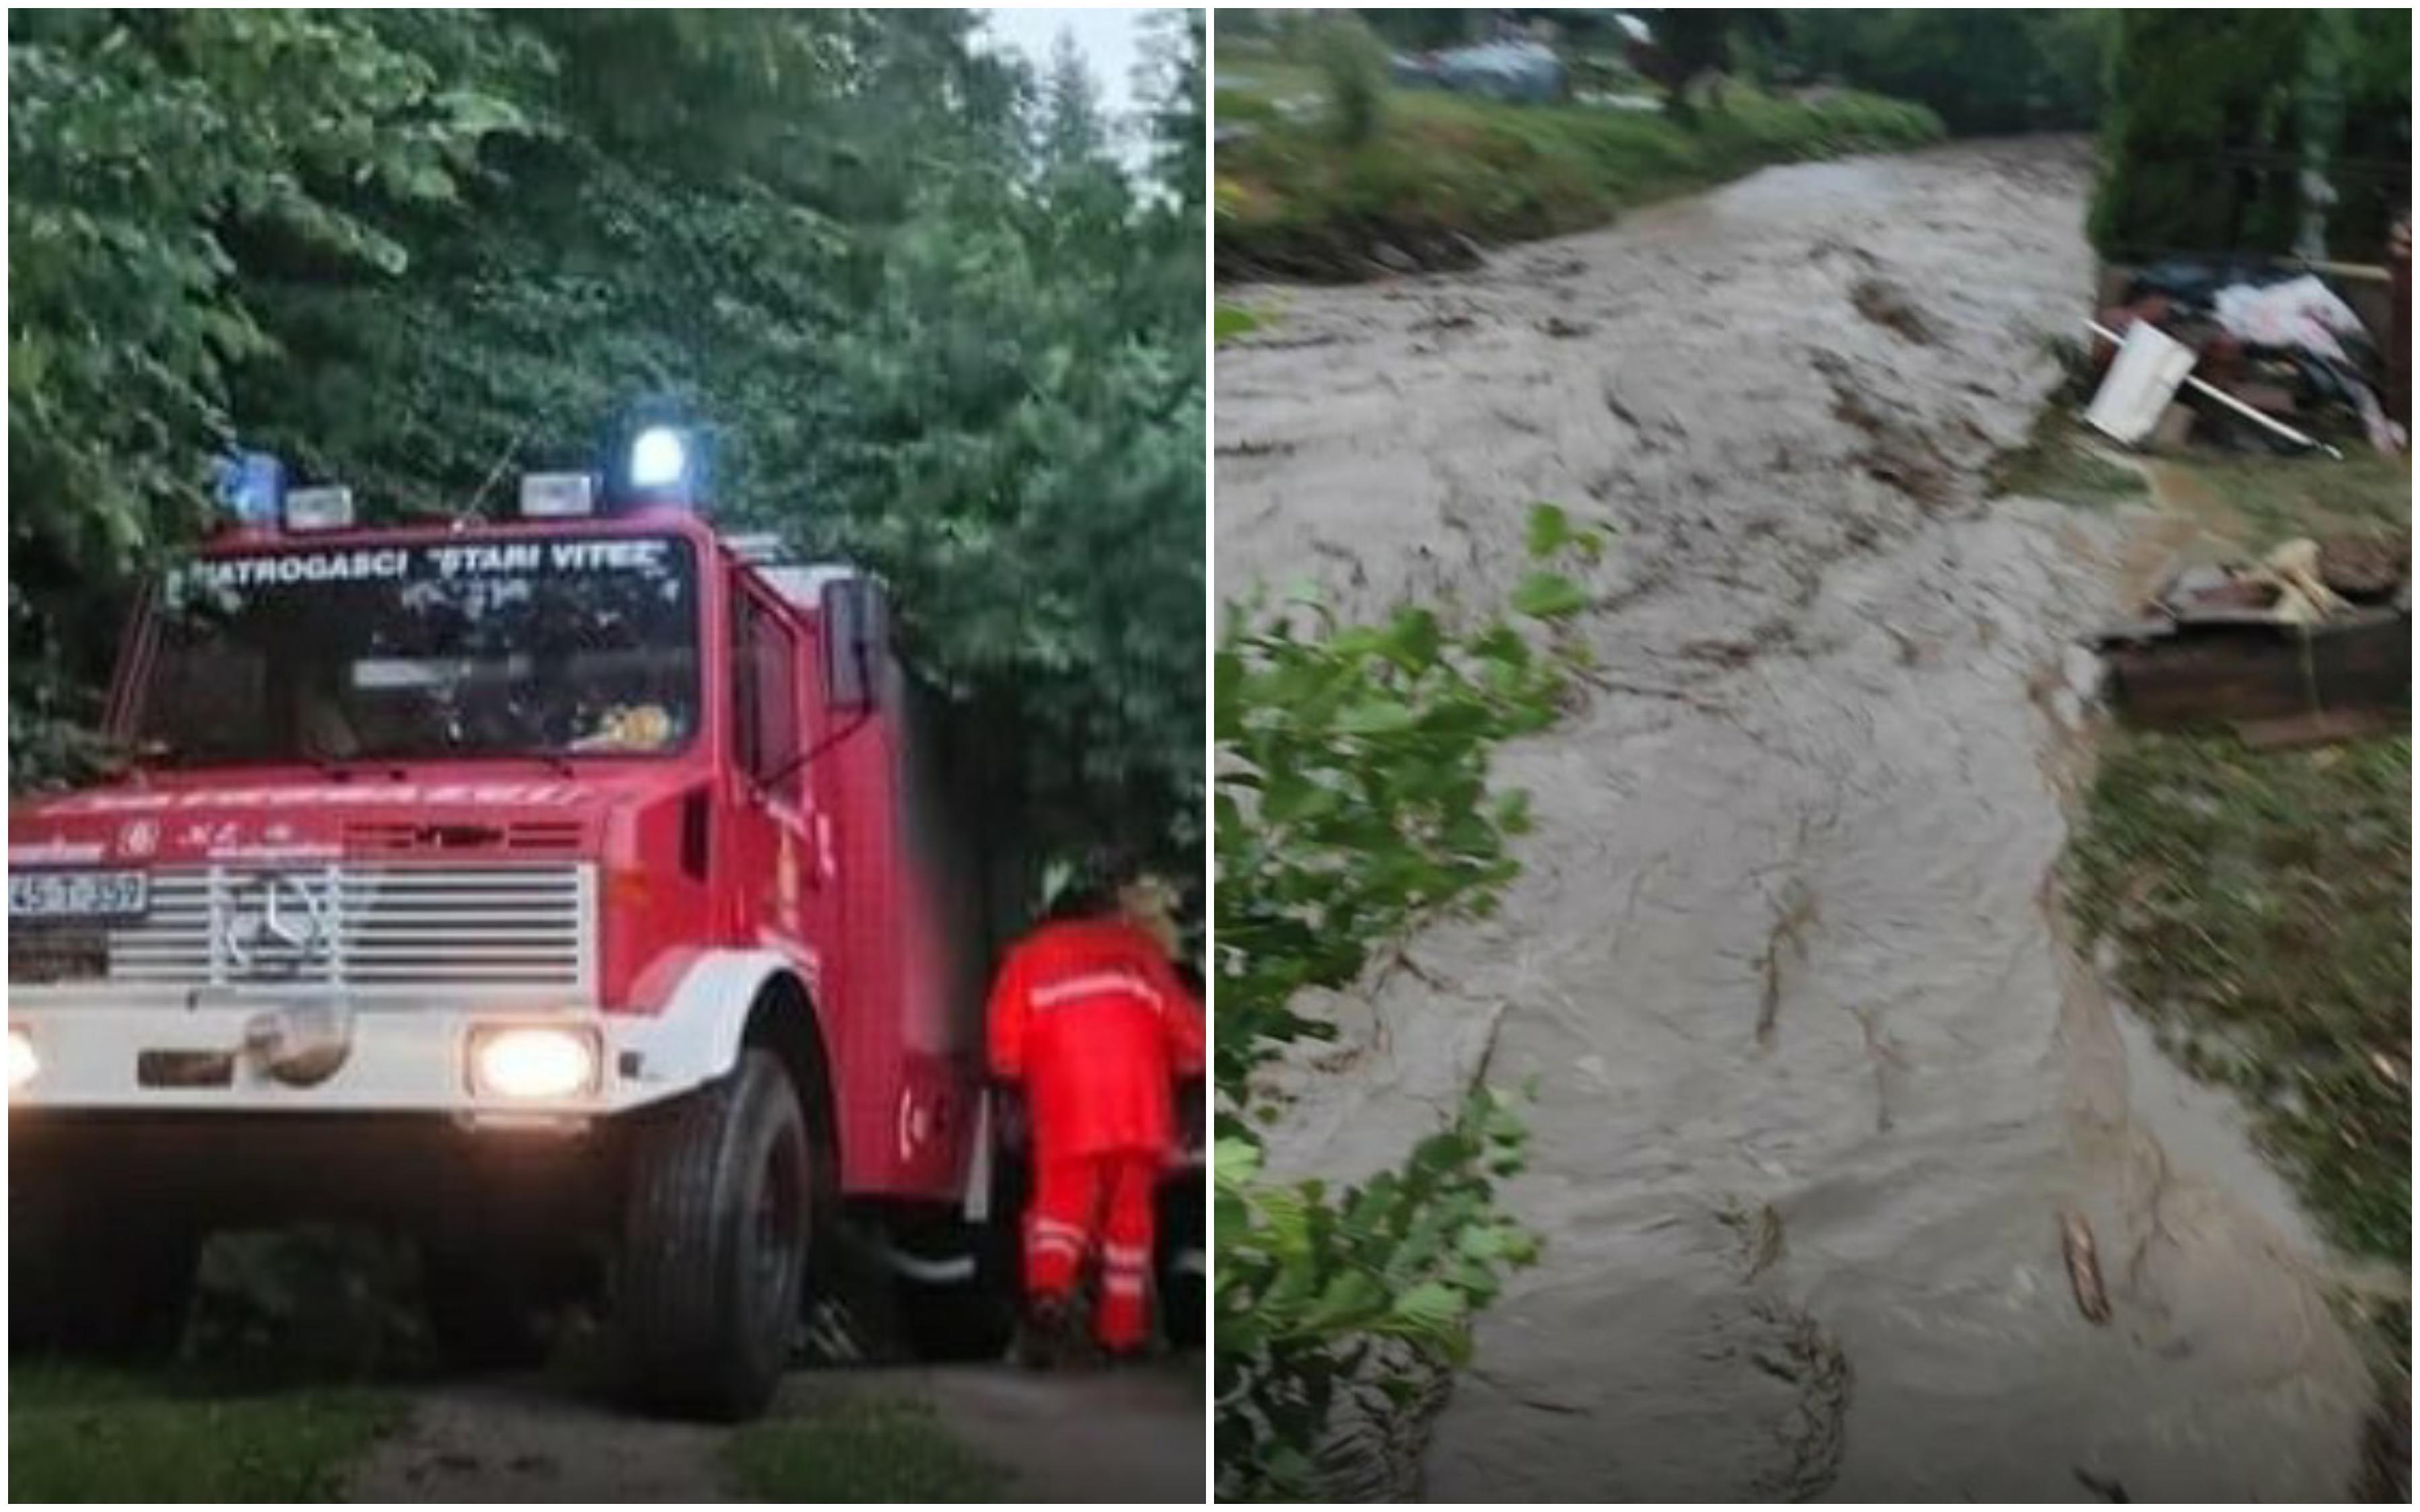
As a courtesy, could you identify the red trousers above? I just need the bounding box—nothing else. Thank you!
[1024,1148,1158,1351]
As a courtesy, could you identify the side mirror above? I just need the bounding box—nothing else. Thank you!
[821,577,887,713]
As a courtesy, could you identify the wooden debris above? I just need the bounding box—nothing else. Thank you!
[2316,534,2411,599]
[2060,1208,2112,1325]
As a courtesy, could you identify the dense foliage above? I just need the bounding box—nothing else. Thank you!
[9,9,1204,867]
[1307,13,1391,148]
[1213,507,1600,1499]
[1632,9,1783,121]
[1767,9,2108,136]
[2092,10,2411,262]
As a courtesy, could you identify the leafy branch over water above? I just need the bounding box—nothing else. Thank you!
[1213,504,1603,1499]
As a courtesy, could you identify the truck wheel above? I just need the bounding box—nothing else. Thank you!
[421,1244,549,1373]
[618,1048,814,1420]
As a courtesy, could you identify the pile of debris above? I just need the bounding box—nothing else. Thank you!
[2085,256,2408,459]
[2091,534,2411,747]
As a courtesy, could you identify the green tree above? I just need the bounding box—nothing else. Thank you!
[1634,9,1784,120]
[1356,9,1476,52]
[1139,8,1207,208]
[1037,31,1110,171]
[8,8,530,776]
[10,9,1206,877]
[1771,10,2109,136]
[1308,13,1391,147]
[2091,9,2322,259]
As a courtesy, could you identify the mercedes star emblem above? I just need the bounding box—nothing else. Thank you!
[223,872,331,976]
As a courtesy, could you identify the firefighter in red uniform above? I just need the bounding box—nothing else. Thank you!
[987,870,1203,1363]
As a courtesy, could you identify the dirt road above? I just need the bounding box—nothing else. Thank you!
[1217,139,2372,1501]
[345,1362,1203,1503]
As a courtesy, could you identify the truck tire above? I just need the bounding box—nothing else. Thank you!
[617,1048,814,1420]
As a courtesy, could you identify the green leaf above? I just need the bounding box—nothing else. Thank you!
[1510,571,1589,620]
[1334,697,1417,736]
[1388,1280,1468,1331]
[1525,502,1572,559]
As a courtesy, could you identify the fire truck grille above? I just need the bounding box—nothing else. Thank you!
[95,864,595,993]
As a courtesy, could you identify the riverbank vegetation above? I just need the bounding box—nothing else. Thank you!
[2060,448,2411,1499]
[1215,18,1939,281]
[2093,9,2411,262]
[1213,507,1604,1498]
[2072,728,2409,1260]
[1988,410,2151,510]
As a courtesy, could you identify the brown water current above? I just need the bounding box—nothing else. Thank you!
[1217,138,2372,1503]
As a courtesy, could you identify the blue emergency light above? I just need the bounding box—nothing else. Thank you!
[214,450,286,526]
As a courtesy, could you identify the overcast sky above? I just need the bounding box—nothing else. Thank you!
[978,7,1157,127]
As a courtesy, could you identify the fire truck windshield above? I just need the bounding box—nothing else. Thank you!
[133,534,701,766]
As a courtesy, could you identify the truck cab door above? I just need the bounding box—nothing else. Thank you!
[727,578,809,954]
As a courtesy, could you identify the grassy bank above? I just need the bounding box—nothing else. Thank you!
[1989,409,2150,508]
[1215,74,1942,280]
[2070,730,2409,1257]
[2057,447,2410,1497]
[9,1364,403,1502]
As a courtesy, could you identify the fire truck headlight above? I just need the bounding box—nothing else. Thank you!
[8,1026,38,1092]
[628,427,688,491]
[469,1025,600,1101]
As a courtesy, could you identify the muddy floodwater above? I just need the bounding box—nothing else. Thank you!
[1217,139,2372,1502]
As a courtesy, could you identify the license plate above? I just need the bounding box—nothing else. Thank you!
[9,870,149,923]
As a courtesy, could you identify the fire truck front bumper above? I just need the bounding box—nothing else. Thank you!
[5,993,721,1124]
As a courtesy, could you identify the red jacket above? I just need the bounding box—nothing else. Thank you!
[987,917,1205,1158]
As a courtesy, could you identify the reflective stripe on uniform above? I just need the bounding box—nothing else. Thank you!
[1026,1216,1086,1259]
[1030,970,1163,1013]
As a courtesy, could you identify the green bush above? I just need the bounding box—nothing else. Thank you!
[1307,14,1390,147]
[187,1228,429,1380]
[1213,505,1605,1499]
[2090,10,2314,259]
[2087,10,2412,261]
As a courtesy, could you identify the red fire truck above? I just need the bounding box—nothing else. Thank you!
[6,428,1140,1417]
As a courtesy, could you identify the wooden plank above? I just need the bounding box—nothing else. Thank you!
[2106,615,2411,729]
